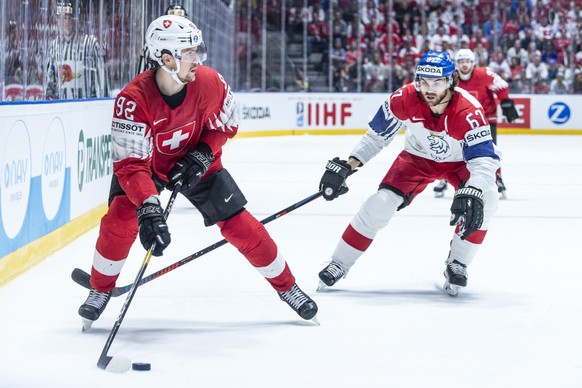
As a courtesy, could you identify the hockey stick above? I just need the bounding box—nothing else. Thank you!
[97,182,182,373]
[72,191,323,298]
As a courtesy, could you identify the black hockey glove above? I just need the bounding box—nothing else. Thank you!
[450,186,484,240]
[167,143,214,191]
[500,99,518,123]
[320,157,353,201]
[137,196,170,256]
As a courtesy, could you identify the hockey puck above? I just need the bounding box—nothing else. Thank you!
[132,362,151,371]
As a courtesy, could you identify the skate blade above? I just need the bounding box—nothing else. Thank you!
[310,315,320,326]
[443,280,460,297]
[499,191,507,200]
[81,318,94,332]
[434,192,445,198]
[316,280,328,292]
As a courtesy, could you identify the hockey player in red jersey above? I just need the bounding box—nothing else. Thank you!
[78,15,318,327]
[318,50,500,296]
[433,48,518,199]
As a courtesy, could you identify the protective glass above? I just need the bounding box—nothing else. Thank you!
[417,77,451,93]
[176,44,208,64]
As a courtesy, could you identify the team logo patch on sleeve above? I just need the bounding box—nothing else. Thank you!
[111,118,146,137]
[464,126,492,146]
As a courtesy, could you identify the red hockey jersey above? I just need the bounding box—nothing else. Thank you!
[110,66,237,206]
[457,67,509,122]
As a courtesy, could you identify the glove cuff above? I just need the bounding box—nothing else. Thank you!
[455,186,484,200]
[326,158,352,179]
[191,143,214,172]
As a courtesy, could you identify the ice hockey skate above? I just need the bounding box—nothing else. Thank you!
[443,259,468,297]
[433,180,448,198]
[78,288,111,331]
[317,261,348,291]
[496,172,507,200]
[278,283,319,323]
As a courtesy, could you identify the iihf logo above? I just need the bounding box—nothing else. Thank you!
[548,102,570,125]
[296,102,304,127]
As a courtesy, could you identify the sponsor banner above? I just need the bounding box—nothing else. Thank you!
[237,93,385,132]
[497,97,531,128]
[0,100,113,258]
[236,93,582,134]
[530,95,580,130]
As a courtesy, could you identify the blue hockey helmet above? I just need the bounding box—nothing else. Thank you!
[415,50,456,91]
[415,50,455,78]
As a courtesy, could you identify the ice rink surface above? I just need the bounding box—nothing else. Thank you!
[1,134,581,388]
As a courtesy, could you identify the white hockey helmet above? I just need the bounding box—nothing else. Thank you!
[455,49,475,63]
[145,15,207,65]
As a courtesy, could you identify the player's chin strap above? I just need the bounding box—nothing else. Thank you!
[160,60,186,85]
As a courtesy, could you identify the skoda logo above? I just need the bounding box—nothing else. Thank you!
[548,102,570,125]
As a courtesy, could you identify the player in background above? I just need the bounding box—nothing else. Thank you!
[46,2,107,99]
[317,51,500,296]
[136,4,188,75]
[433,49,518,199]
[78,15,318,329]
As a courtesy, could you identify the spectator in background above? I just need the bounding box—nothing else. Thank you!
[525,51,549,89]
[306,12,329,55]
[546,58,559,80]
[429,26,450,51]
[46,2,107,99]
[441,36,455,59]
[506,39,530,68]
[488,51,512,80]
[519,26,536,52]
[483,14,502,41]
[549,69,569,94]
[334,65,351,92]
[363,52,388,88]
[293,68,310,92]
[534,79,550,94]
[474,42,489,66]
[330,38,347,71]
[508,56,524,84]
[574,69,582,94]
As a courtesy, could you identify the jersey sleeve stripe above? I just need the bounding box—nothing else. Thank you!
[368,105,403,140]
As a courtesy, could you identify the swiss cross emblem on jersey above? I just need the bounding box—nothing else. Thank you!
[156,121,196,155]
[163,20,172,28]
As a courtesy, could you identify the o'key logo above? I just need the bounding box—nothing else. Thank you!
[548,102,570,125]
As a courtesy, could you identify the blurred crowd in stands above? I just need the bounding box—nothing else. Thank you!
[278,0,582,93]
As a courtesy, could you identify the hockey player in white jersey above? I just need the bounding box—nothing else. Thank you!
[318,50,500,296]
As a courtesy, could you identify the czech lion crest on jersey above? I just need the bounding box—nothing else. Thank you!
[427,133,450,161]
[156,121,196,155]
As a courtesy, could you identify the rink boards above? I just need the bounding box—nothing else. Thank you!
[1,92,581,286]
